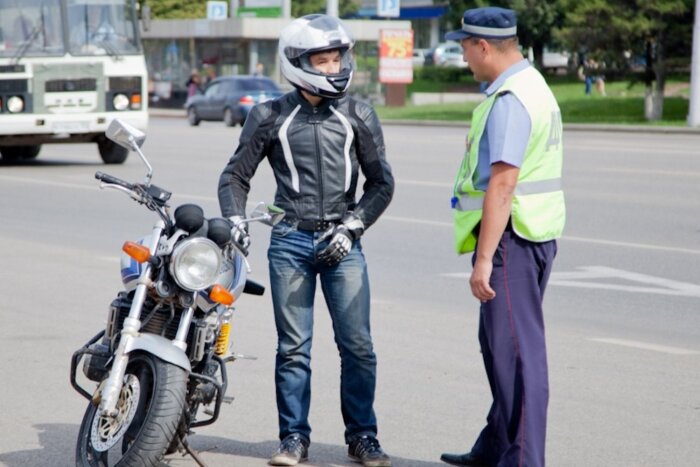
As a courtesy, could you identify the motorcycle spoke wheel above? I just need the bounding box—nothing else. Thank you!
[75,353,187,466]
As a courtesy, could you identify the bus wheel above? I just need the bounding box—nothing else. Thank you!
[97,138,128,164]
[0,145,41,161]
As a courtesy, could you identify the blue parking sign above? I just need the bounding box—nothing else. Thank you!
[207,1,228,20]
[377,0,400,18]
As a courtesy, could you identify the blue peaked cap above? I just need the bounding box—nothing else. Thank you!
[445,7,517,41]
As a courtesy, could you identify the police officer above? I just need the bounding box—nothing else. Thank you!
[218,14,394,467]
[440,7,565,467]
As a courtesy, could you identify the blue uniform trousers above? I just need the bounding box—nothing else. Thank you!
[471,230,557,467]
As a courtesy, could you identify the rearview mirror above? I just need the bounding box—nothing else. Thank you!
[250,202,286,226]
[106,118,146,151]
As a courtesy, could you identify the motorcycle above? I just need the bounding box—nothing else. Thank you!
[69,118,284,466]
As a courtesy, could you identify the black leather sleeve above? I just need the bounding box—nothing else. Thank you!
[218,102,276,218]
[350,100,395,229]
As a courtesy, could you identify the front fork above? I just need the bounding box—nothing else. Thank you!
[98,221,164,417]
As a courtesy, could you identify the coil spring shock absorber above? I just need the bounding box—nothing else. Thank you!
[215,311,233,355]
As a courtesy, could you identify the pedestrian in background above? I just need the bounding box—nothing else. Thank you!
[441,7,565,467]
[185,70,201,98]
[218,14,394,467]
[202,64,216,85]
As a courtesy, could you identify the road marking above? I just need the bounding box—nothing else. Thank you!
[589,338,699,355]
[443,266,700,298]
[599,167,700,177]
[562,236,700,256]
[99,256,120,263]
[3,174,699,256]
[550,266,700,298]
[0,174,95,190]
[384,215,452,227]
[396,179,453,188]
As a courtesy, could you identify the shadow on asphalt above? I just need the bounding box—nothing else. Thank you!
[0,424,445,467]
[174,434,448,466]
[0,423,78,467]
[0,158,101,167]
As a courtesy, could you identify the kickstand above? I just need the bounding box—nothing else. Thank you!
[180,436,208,467]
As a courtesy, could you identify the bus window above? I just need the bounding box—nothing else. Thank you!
[0,0,64,57]
[67,0,139,55]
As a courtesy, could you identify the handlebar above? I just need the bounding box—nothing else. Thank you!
[95,171,135,191]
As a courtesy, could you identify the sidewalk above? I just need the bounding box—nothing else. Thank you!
[148,108,700,134]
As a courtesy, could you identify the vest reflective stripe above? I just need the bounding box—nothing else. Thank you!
[515,177,561,196]
[452,65,565,254]
[454,177,562,211]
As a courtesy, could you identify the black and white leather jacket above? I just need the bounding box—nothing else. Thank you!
[218,90,394,229]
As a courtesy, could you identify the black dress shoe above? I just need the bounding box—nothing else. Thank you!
[440,451,489,467]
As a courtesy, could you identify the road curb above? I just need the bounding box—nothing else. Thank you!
[148,110,700,134]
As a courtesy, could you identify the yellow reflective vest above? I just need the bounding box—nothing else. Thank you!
[453,65,565,254]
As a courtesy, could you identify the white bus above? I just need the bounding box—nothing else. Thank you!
[0,0,147,164]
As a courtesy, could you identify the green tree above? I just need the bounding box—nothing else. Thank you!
[138,0,206,19]
[292,0,361,18]
[555,0,694,120]
[445,0,567,69]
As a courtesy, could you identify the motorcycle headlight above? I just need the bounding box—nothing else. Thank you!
[169,238,222,291]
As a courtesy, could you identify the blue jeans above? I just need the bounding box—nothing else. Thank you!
[267,221,378,444]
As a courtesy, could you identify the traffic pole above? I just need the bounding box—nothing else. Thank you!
[688,0,700,126]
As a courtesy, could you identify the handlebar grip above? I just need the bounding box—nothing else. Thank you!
[95,171,134,190]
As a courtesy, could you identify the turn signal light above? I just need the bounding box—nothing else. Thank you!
[122,241,151,263]
[131,93,142,110]
[210,284,234,306]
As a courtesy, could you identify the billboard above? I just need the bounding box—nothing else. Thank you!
[378,29,413,84]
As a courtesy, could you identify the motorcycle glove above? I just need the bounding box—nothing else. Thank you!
[316,214,364,266]
[229,215,251,255]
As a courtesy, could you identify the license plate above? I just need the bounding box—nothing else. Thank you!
[53,121,90,133]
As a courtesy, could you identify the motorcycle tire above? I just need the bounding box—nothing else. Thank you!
[75,352,187,466]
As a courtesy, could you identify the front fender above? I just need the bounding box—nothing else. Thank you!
[124,333,191,372]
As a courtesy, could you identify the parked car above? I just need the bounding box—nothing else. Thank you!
[541,49,571,73]
[424,41,467,68]
[412,48,427,68]
[185,75,284,127]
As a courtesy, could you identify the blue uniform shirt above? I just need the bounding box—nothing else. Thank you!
[473,59,532,190]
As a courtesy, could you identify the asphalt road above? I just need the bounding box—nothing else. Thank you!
[1,118,699,467]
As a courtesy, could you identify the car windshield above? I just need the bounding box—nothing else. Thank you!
[240,78,280,92]
[67,0,140,56]
[0,0,65,58]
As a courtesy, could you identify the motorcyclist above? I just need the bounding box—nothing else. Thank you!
[218,14,394,467]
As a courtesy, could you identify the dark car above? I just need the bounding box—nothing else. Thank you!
[185,75,284,127]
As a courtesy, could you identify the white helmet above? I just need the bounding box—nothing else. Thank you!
[279,14,355,98]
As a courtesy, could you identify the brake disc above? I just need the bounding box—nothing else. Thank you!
[90,374,141,452]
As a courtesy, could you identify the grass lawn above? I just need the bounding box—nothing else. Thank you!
[375,78,690,125]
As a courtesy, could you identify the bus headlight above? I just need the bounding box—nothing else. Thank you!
[169,238,222,291]
[112,93,130,111]
[7,96,24,113]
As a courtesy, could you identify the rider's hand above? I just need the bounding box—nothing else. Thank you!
[229,216,250,255]
[316,215,364,266]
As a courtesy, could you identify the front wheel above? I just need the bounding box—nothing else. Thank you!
[187,106,200,126]
[75,353,187,466]
[0,145,41,161]
[97,138,128,164]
